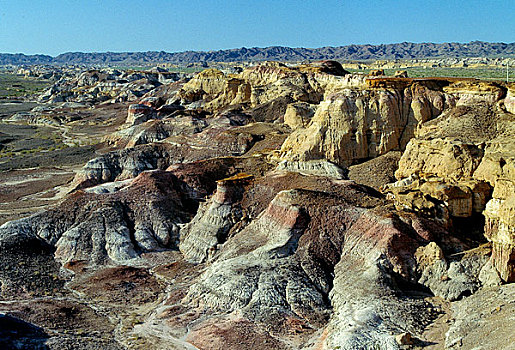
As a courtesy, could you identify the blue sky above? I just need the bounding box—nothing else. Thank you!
[0,0,513,56]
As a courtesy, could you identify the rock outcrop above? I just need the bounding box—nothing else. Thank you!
[0,171,193,265]
[445,283,515,349]
[280,78,455,166]
[126,104,156,126]
[73,120,288,190]
[505,83,515,114]
[179,174,453,349]
[2,61,514,349]
[385,83,515,281]
[414,242,490,300]
[179,174,252,263]
[283,101,316,129]
[38,68,188,104]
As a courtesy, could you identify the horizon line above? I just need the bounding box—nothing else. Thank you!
[2,40,514,57]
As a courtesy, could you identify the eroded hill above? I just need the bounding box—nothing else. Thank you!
[0,61,514,350]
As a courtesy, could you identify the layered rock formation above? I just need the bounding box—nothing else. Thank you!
[37,68,189,104]
[385,82,515,282]
[179,174,252,263]
[0,171,193,265]
[1,60,514,350]
[280,78,456,166]
[180,174,410,348]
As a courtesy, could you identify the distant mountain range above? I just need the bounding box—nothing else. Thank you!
[1,41,514,66]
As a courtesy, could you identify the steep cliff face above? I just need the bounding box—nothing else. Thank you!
[386,84,515,281]
[280,79,455,166]
[505,84,515,114]
[475,138,515,281]
[281,89,405,165]
[2,61,514,349]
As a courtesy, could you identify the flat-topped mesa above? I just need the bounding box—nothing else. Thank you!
[239,61,306,86]
[364,76,475,90]
[443,80,506,105]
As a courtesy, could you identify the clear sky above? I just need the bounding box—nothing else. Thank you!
[0,0,514,56]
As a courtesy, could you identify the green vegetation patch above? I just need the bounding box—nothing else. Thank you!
[347,67,515,80]
[0,73,52,98]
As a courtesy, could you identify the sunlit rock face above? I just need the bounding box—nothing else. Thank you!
[384,82,515,281]
[180,176,441,350]
[2,60,515,349]
[126,103,156,126]
[280,79,456,167]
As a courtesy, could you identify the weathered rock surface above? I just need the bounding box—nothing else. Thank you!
[178,173,453,349]
[0,171,193,265]
[348,151,402,190]
[107,114,207,148]
[280,79,455,166]
[126,104,155,126]
[2,61,514,350]
[386,96,515,281]
[176,60,352,124]
[179,174,252,263]
[505,83,515,114]
[73,119,289,190]
[415,242,489,300]
[283,101,317,129]
[443,80,505,106]
[4,112,62,126]
[38,68,188,104]
[445,283,515,349]
[275,159,347,179]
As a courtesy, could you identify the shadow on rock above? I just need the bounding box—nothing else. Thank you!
[0,314,49,350]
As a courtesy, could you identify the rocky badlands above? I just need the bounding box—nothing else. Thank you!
[0,60,514,350]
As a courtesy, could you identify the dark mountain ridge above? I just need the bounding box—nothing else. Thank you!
[1,41,514,66]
